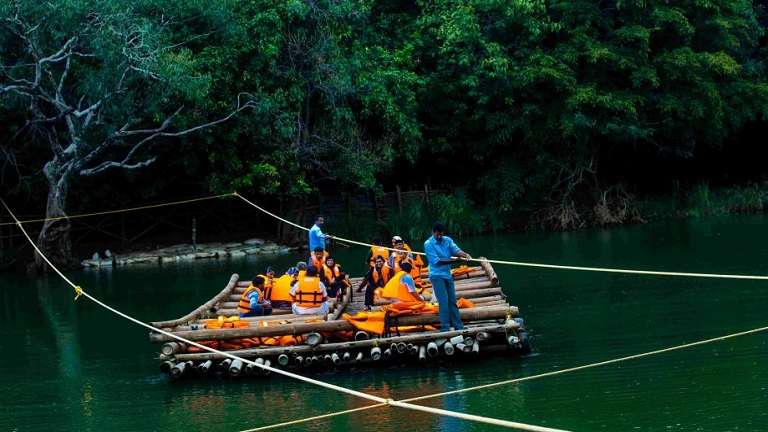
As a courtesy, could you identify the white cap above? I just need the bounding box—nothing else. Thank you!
[392,236,403,243]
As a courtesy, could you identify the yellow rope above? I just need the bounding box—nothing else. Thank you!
[0,192,235,226]
[235,193,768,281]
[0,196,567,432]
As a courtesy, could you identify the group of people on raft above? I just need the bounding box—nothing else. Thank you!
[237,215,472,332]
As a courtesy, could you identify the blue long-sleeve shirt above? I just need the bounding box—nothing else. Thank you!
[248,289,262,308]
[308,224,326,250]
[424,235,461,279]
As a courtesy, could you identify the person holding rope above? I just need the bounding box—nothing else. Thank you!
[424,223,472,331]
[308,215,333,251]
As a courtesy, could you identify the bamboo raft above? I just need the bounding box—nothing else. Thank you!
[150,259,530,379]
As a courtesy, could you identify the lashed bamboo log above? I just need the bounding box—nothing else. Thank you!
[478,257,499,286]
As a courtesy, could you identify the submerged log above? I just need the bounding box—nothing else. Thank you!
[150,305,517,343]
[198,360,213,374]
[160,360,175,374]
[426,342,439,357]
[229,359,244,377]
[370,347,382,361]
[170,361,191,378]
[444,342,455,356]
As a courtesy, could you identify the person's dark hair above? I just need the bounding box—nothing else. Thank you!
[265,266,275,275]
[374,255,385,264]
[252,276,265,286]
[432,222,446,233]
[306,267,318,277]
[313,246,324,253]
[315,215,324,222]
[400,261,413,273]
[326,256,335,263]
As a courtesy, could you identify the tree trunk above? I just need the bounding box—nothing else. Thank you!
[33,162,74,271]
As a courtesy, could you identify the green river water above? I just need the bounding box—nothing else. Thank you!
[2,215,768,431]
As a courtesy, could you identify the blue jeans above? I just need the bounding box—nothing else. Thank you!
[239,304,272,317]
[430,276,464,331]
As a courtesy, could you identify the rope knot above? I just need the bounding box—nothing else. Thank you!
[74,285,83,300]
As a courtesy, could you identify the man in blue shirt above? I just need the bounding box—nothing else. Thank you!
[424,223,472,331]
[308,215,330,251]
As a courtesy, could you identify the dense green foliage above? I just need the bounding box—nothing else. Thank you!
[2,0,767,234]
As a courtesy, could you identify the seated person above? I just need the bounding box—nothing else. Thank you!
[357,255,394,311]
[322,256,350,299]
[238,276,273,317]
[380,261,423,305]
[308,247,327,272]
[366,240,390,267]
[259,266,276,300]
[289,267,329,315]
[269,267,297,309]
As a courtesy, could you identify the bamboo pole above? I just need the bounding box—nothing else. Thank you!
[151,274,240,328]
[478,258,499,286]
[172,321,517,362]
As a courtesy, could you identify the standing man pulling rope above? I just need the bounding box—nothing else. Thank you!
[424,222,473,331]
[308,215,333,251]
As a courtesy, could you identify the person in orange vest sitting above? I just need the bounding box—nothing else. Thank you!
[380,261,423,304]
[238,276,273,317]
[257,266,276,300]
[365,240,390,267]
[322,256,350,299]
[357,255,394,311]
[308,246,328,272]
[269,267,297,310]
[289,267,329,315]
[390,236,425,269]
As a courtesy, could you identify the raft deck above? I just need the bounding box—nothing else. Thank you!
[150,259,530,378]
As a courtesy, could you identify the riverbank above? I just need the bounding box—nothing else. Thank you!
[81,238,296,268]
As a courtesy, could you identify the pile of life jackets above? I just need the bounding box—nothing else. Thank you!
[342,298,476,335]
[184,316,309,353]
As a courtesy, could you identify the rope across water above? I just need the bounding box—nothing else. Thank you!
[234,192,768,281]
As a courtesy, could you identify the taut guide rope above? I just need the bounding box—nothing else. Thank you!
[233,192,768,281]
[0,196,566,432]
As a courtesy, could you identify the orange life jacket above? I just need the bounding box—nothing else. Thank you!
[258,274,275,300]
[371,265,393,287]
[270,274,294,302]
[310,252,328,272]
[238,284,264,314]
[293,276,325,308]
[402,243,424,267]
[390,255,422,281]
[369,246,390,266]
[380,271,422,304]
[323,263,346,285]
